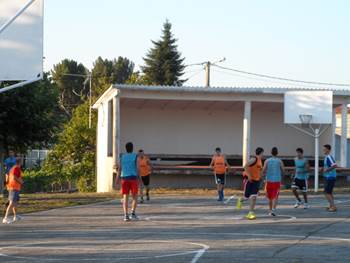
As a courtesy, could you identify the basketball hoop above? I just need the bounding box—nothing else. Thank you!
[299,114,312,128]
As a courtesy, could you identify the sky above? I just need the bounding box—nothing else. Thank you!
[44,0,350,88]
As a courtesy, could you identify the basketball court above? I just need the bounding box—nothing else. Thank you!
[0,194,350,262]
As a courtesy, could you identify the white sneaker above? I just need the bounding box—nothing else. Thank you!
[13,215,22,222]
[2,217,12,224]
[303,203,310,209]
[294,201,302,208]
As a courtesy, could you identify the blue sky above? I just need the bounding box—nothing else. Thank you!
[44,0,350,87]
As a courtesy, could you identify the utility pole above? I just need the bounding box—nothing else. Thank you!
[187,58,225,87]
[88,74,92,129]
[205,61,210,87]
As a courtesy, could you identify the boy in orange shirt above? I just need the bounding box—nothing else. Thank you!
[210,147,230,202]
[2,157,23,224]
[138,149,152,203]
[243,147,264,220]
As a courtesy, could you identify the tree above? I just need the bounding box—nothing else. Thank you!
[142,20,186,86]
[51,59,88,116]
[0,74,63,153]
[91,56,134,97]
[0,74,64,192]
[41,101,97,192]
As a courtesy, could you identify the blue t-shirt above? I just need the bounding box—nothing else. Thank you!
[265,157,282,182]
[294,158,308,180]
[324,154,336,179]
[121,153,138,180]
[4,157,16,174]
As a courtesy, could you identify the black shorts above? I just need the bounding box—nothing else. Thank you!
[292,178,308,192]
[244,180,260,199]
[141,175,150,186]
[215,174,225,185]
[324,178,336,194]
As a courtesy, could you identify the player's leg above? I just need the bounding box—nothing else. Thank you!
[3,201,14,224]
[145,175,150,201]
[140,179,144,203]
[122,180,131,221]
[292,179,302,208]
[131,180,139,219]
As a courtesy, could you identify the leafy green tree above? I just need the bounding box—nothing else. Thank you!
[92,56,134,97]
[41,101,97,192]
[0,74,63,192]
[0,74,63,153]
[142,20,186,86]
[51,59,88,116]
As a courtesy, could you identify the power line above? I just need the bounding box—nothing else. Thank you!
[212,64,350,87]
[185,68,205,81]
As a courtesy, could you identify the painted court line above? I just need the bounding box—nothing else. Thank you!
[0,240,209,263]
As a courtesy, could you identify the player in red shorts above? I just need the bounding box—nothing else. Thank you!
[117,142,140,222]
[263,147,285,216]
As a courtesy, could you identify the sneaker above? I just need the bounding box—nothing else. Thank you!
[236,197,242,210]
[303,203,310,209]
[294,201,302,208]
[131,212,139,220]
[271,209,277,216]
[328,206,337,212]
[146,194,150,201]
[2,217,12,224]
[246,212,256,220]
[140,197,144,204]
[13,215,22,222]
[123,215,130,222]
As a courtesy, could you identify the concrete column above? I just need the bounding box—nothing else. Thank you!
[331,107,337,157]
[242,101,251,166]
[113,94,121,167]
[340,103,348,167]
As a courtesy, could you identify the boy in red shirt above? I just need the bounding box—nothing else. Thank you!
[2,158,23,224]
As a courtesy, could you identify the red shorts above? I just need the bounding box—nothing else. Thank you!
[265,182,281,200]
[121,179,139,195]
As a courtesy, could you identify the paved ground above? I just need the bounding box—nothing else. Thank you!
[0,193,350,263]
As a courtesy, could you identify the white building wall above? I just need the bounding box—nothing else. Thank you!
[251,109,331,156]
[96,102,114,192]
[120,104,331,157]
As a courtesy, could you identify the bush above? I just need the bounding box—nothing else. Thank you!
[22,170,53,193]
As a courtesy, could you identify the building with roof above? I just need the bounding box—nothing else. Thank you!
[92,84,350,192]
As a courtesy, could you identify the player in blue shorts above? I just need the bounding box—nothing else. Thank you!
[322,144,337,212]
[291,148,310,209]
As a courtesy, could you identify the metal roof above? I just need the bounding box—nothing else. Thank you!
[113,83,350,96]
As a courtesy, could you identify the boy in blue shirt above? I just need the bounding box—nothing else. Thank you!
[292,148,310,209]
[117,142,140,221]
[322,144,337,212]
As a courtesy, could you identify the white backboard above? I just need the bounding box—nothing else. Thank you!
[284,91,333,124]
[0,0,43,81]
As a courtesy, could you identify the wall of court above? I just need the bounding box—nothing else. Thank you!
[120,103,332,157]
[120,106,244,155]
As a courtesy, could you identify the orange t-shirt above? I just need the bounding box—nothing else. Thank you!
[138,157,151,177]
[247,157,262,181]
[212,155,227,174]
[7,165,22,191]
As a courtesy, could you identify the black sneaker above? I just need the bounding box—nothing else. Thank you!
[146,194,150,201]
[131,212,139,220]
[123,215,130,222]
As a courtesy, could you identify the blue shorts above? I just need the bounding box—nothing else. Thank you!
[324,178,336,194]
[8,190,20,203]
[215,174,225,185]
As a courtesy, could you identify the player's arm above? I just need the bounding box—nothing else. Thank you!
[262,160,268,176]
[209,157,215,168]
[305,160,310,173]
[280,160,285,175]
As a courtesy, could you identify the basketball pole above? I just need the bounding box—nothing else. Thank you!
[314,129,320,192]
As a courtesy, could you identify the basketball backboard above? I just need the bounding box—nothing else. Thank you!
[0,0,43,81]
[284,90,333,124]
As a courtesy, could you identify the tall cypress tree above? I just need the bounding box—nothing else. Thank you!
[142,20,186,86]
